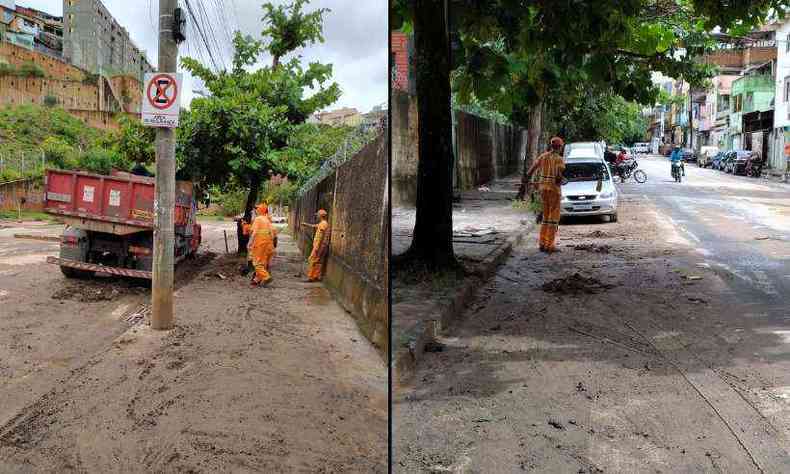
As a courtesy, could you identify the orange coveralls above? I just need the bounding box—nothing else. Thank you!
[306,220,330,281]
[249,215,276,284]
[536,150,565,251]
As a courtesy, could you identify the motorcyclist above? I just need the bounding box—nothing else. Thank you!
[614,149,628,182]
[670,145,684,179]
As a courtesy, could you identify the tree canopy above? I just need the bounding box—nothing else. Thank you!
[178,0,341,221]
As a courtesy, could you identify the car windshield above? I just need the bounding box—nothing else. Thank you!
[564,162,609,182]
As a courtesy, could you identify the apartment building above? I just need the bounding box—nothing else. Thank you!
[62,0,153,82]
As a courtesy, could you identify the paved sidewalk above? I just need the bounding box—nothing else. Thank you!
[392,175,534,385]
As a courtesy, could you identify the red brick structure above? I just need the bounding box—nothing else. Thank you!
[391,31,411,92]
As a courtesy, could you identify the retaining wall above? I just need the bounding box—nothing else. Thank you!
[391,90,527,207]
[0,178,44,211]
[289,132,389,354]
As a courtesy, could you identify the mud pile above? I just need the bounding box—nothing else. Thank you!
[541,273,615,294]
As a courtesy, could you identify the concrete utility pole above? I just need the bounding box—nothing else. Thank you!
[688,86,694,151]
[151,0,178,330]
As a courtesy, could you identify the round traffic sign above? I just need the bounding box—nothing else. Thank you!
[147,73,178,110]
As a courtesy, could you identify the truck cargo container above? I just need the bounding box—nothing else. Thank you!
[43,169,201,279]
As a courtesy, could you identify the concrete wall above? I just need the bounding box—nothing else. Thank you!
[0,75,98,109]
[455,109,526,190]
[391,91,527,207]
[289,132,388,355]
[0,177,43,211]
[0,41,83,80]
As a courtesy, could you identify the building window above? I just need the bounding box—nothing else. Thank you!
[734,94,742,112]
[786,35,790,52]
[745,92,753,110]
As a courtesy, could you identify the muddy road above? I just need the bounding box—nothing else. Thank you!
[0,219,386,472]
[394,156,790,472]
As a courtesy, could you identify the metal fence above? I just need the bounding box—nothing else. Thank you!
[297,115,389,197]
[0,151,47,180]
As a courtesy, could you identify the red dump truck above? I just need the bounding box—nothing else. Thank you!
[44,169,201,279]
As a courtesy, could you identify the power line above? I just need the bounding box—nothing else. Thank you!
[182,0,221,72]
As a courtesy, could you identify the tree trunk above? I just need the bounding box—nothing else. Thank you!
[516,101,544,200]
[236,173,261,255]
[404,0,455,269]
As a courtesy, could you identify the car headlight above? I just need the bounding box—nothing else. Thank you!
[599,191,614,199]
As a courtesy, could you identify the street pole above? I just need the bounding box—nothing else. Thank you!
[151,0,178,330]
[688,86,694,151]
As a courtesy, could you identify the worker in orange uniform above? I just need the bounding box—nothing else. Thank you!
[301,209,330,282]
[248,202,277,287]
[525,136,566,253]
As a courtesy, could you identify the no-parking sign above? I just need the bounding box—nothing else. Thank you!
[142,72,182,128]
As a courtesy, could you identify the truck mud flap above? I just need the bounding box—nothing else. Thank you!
[47,256,152,279]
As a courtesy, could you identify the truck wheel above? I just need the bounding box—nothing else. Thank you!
[60,266,95,279]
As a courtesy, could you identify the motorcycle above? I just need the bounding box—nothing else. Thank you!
[745,153,764,178]
[671,161,683,183]
[615,159,647,183]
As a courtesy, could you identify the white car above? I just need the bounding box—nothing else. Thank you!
[632,142,650,154]
[560,156,619,222]
[564,142,605,160]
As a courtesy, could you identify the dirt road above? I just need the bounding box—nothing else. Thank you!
[394,156,790,472]
[1,219,386,472]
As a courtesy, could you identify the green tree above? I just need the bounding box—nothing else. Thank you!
[392,0,782,270]
[179,0,340,252]
[117,114,155,164]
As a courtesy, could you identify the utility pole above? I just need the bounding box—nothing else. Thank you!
[151,0,178,330]
[688,86,694,151]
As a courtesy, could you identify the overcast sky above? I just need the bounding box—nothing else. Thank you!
[18,0,387,112]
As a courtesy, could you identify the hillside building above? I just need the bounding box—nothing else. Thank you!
[63,0,153,82]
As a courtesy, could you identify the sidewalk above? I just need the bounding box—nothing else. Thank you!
[392,175,534,386]
[0,228,387,472]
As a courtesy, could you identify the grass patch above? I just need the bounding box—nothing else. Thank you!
[0,210,55,222]
[512,197,542,214]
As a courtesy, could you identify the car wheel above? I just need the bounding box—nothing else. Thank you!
[610,213,618,223]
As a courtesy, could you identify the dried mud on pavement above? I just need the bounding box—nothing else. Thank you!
[394,196,790,473]
[0,222,387,473]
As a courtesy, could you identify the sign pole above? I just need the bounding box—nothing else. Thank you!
[151,0,178,330]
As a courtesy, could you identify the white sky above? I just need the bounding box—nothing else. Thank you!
[17,0,387,112]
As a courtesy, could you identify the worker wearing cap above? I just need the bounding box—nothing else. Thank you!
[248,202,277,287]
[301,209,330,282]
[525,137,566,253]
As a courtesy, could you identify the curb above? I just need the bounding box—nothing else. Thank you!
[392,230,527,389]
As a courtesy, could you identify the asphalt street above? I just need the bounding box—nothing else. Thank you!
[631,154,790,319]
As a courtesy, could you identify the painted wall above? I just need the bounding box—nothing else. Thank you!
[774,21,790,129]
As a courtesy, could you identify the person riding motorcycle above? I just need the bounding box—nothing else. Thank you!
[670,145,684,179]
[614,149,628,182]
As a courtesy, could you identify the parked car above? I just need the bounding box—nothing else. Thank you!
[681,148,697,163]
[710,151,727,170]
[730,150,755,175]
[565,142,605,160]
[632,142,650,154]
[721,151,738,173]
[698,146,719,167]
[560,155,619,223]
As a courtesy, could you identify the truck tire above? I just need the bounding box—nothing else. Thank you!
[60,266,95,279]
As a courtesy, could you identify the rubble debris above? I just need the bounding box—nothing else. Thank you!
[541,273,615,294]
[548,419,565,430]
